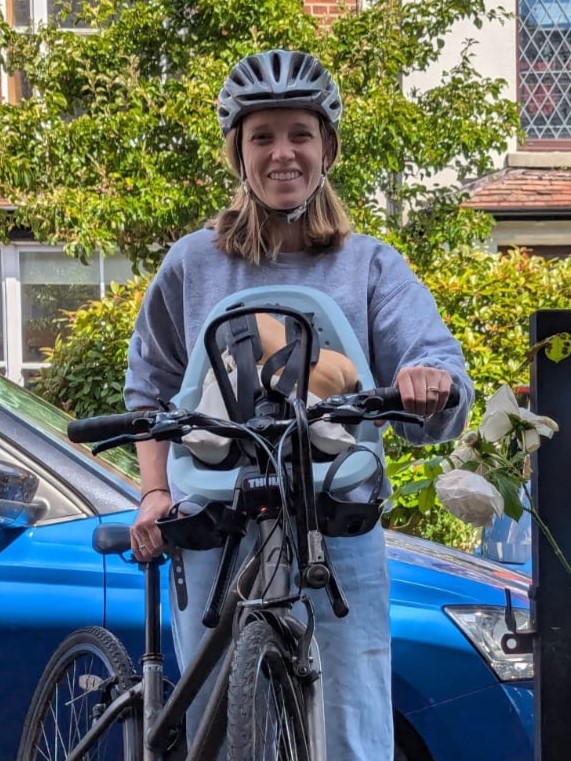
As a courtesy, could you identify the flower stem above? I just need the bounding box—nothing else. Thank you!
[521,487,571,578]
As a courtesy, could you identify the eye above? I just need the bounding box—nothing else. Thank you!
[291,129,314,142]
[250,132,272,143]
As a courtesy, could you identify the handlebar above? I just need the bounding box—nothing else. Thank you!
[309,383,460,419]
[68,409,159,443]
[67,385,460,449]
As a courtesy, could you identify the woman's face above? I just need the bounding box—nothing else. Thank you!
[240,109,326,213]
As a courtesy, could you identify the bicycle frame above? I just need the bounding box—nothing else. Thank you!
[67,516,327,761]
[62,300,383,761]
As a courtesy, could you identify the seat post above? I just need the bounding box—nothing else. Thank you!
[143,560,162,656]
[141,559,164,760]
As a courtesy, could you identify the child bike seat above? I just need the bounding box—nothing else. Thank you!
[168,286,383,506]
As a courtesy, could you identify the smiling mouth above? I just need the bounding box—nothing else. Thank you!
[268,171,302,181]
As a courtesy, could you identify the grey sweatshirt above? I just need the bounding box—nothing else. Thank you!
[125,227,473,445]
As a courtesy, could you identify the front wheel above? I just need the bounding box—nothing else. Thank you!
[17,625,142,761]
[227,619,312,761]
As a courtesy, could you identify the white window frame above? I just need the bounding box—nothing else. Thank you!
[0,241,132,385]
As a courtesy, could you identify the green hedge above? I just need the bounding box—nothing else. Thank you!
[33,279,148,419]
[382,247,571,547]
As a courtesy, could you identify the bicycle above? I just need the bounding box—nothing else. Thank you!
[17,289,458,761]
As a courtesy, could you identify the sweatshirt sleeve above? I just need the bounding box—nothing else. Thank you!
[368,244,474,445]
[124,246,188,410]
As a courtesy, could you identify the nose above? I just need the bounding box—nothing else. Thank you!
[270,136,295,162]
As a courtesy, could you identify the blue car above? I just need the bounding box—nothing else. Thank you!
[0,377,532,761]
[480,499,533,576]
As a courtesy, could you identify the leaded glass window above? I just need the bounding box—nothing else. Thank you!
[519,0,571,141]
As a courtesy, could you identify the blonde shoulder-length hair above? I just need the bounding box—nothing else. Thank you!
[208,120,352,265]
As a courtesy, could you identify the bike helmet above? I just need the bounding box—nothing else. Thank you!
[217,50,342,136]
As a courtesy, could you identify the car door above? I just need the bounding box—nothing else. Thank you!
[0,434,106,761]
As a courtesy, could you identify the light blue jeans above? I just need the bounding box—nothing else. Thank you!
[170,523,393,760]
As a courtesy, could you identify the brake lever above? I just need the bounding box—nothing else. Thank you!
[92,432,152,455]
[319,405,369,424]
[319,406,424,427]
[362,410,425,426]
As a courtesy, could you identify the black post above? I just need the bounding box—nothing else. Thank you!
[530,310,571,761]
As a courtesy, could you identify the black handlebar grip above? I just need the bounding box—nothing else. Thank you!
[363,383,460,412]
[446,384,460,408]
[67,410,156,443]
[379,383,459,408]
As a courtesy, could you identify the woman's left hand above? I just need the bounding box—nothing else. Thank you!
[392,365,453,418]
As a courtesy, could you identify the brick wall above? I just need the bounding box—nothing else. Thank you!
[303,0,358,19]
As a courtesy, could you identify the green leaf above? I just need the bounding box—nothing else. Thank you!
[489,472,524,522]
[385,459,413,477]
[418,482,436,514]
[545,332,571,363]
[393,478,433,498]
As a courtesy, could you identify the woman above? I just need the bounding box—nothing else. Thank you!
[125,49,474,760]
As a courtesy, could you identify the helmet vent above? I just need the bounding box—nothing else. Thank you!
[291,53,305,80]
[249,57,264,82]
[281,89,314,100]
[309,63,324,82]
[230,71,246,87]
[271,52,282,81]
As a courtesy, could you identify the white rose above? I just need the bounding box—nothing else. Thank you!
[479,384,558,452]
[435,470,504,528]
[441,444,480,474]
[518,408,559,452]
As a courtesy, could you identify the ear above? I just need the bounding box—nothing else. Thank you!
[322,130,339,173]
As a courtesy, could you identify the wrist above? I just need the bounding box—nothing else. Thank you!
[140,487,171,504]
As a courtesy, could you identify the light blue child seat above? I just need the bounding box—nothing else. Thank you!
[169,286,383,507]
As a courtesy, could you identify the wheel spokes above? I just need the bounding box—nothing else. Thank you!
[32,653,121,760]
[254,656,302,761]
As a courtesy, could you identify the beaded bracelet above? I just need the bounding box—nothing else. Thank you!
[140,487,171,503]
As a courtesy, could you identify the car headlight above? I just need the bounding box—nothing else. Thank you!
[445,605,532,681]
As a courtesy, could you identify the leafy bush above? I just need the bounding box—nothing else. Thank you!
[381,247,571,546]
[33,278,148,418]
[423,247,571,414]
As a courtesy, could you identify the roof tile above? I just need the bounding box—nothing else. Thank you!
[462,168,571,210]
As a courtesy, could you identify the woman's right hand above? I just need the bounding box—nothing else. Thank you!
[130,489,172,562]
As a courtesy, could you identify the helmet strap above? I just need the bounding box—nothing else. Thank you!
[284,170,326,223]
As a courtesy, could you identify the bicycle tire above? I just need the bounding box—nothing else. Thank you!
[227,619,311,761]
[17,625,142,761]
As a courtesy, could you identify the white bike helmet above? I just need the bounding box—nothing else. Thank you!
[217,49,342,136]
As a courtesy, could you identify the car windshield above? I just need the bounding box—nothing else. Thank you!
[0,377,140,484]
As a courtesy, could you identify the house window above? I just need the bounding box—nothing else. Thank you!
[0,245,134,386]
[2,0,94,104]
[498,244,571,257]
[20,250,100,364]
[47,0,92,28]
[5,0,32,26]
[519,0,571,144]
[6,0,94,27]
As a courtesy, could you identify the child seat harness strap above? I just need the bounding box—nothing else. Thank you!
[260,314,320,399]
[223,313,263,423]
